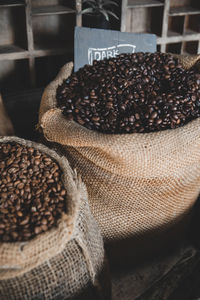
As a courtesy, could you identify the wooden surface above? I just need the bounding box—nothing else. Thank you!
[136,247,200,300]
[32,5,75,16]
[0,0,24,8]
[127,0,164,8]
[121,0,200,55]
[0,0,78,92]
[169,6,200,16]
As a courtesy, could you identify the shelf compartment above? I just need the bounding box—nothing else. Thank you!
[32,5,76,16]
[166,42,182,54]
[0,44,25,54]
[184,29,200,36]
[167,30,182,37]
[169,6,200,16]
[167,16,184,37]
[182,41,199,55]
[127,0,164,8]
[0,6,28,55]
[125,6,163,37]
[185,14,200,34]
[157,44,161,51]
[0,0,25,7]
[32,14,75,51]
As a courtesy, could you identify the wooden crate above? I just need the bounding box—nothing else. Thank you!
[0,0,82,93]
[121,0,200,54]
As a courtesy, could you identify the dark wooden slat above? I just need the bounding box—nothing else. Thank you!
[181,16,187,53]
[32,5,75,16]
[25,0,35,86]
[157,32,200,44]
[33,48,72,57]
[121,0,128,32]
[160,0,170,52]
[0,45,29,60]
[184,29,200,35]
[127,0,164,8]
[0,44,25,54]
[169,6,200,16]
[25,0,34,52]
[0,43,73,60]
[76,0,82,27]
[32,41,73,57]
[168,29,200,37]
[0,0,24,7]
[28,57,36,87]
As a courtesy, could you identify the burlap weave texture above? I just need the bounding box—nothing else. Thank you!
[0,136,110,300]
[39,55,200,264]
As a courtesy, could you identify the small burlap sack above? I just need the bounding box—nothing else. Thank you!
[0,136,110,300]
[38,55,200,265]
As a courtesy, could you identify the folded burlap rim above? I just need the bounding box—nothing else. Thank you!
[0,136,83,278]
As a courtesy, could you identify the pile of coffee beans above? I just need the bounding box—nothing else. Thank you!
[0,142,67,242]
[57,52,200,133]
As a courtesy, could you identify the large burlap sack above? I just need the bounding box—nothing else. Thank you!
[38,55,200,265]
[0,136,110,300]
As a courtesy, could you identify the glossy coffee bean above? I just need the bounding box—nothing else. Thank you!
[57,52,200,134]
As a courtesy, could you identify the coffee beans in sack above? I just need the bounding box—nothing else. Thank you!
[39,54,200,266]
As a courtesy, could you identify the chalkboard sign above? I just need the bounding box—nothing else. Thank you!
[74,27,156,71]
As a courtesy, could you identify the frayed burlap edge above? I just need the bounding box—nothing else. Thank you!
[38,62,73,124]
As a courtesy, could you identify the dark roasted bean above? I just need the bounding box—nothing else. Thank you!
[56,52,200,134]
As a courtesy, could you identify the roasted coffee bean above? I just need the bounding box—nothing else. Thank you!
[0,142,67,242]
[57,52,200,133]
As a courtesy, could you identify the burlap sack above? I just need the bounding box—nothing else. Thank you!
[38,55,200,265]
[0,136,110,300]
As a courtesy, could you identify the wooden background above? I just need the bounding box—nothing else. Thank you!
[0,0,199,93]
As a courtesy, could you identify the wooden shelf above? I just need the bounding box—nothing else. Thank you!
[33,41,73,57]
[168,30,200,39]
[182,41,199,55]
[32,5,76,16]
[184,29,200,36]
[169,6,200,16]
[0,0,25,7]
[0,0,78,91]
[167,30,182,37]
[157,31,200,45]
[127,0,164,8]
[0,45,29,60]
[121,0,200,55]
